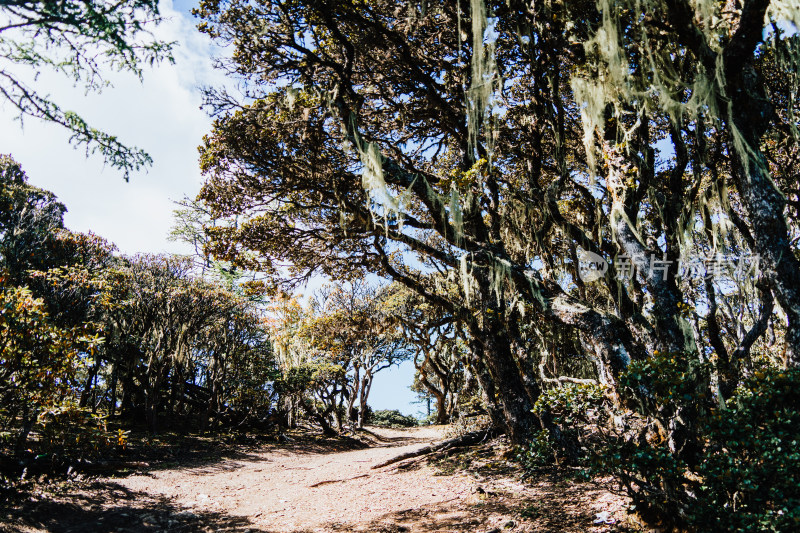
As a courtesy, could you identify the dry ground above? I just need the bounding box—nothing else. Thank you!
[1,426,646,532]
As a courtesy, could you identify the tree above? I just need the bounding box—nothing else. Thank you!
[99,254,274,433]
[196,0,548,442]
[0,154,66,283]
[195,0,800,449]
[305,281,412,429]
[409,331,464,425]
[0,1,173,177]
[0,158,283,478]
[170,197,217,275]
[386,280,466,425]
[266,281,411,433]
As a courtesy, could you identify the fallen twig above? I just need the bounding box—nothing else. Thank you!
[371,429,494,470]
[309,473,369,487]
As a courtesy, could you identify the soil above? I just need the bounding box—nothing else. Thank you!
[1,426,646,532]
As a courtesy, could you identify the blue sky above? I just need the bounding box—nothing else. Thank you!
[0,0,419,417]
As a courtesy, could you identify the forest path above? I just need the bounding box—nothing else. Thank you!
[2,426,639,532]
[117,425,476,532]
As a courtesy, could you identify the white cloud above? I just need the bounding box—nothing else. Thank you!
[0,1,225,256]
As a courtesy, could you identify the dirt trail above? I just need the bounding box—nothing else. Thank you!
[117,426,474,532]
[2,426,640,532]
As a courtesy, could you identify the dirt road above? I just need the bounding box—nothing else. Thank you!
[2,426,638,532]
[118,426,474,532]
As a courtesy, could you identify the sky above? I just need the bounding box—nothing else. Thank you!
[0,0,420,417]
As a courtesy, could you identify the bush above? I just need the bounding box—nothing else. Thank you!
[518,358,800,531]
[529,382,608,465]
[0,283,101,449]
[687,368,800,532]
[516,428,554,469]
[37,403,129,458]
[369,409,418,428]
[596,358,800,532]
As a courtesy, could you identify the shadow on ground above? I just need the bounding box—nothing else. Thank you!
[1,429,640,533]
[1,480,267,533]
[319,487,641,533]
[44,429,374,480]
[1,476,638,533]
[356,428,422,445]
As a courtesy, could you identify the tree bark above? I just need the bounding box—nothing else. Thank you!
[472,323,536,444]
[357,372,372,429]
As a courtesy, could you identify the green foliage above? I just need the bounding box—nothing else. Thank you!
[592,363,800,532]
[193,1,799,530]
[619,351,710,411]
[37,404,128,458]
[98,254,277,433]
[0,282,101,445]
[368,409,418,428]
[0,155,66,282]
[520,362,800,530]
[515,429,554,468]
[0,1,174,176]
[273,364,316,395]
[688,368,800,532]
[532,383,607,426]
[525,383,608,466]
[0,159,280,469]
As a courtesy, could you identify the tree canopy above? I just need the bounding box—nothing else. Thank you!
[193,1,800,527]
[0,0,173,177]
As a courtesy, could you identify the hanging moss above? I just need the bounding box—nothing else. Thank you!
[466,0,501,161]
[459,252,478,307]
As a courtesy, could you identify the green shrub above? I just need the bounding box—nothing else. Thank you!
[532,383,607,426]
[529,382,608,465]
[516,428,554,469]
[369,409,418,428]
[687,368,800,532]
[519,358,800,531]
[600,358,800,532]
[37,403,129,457]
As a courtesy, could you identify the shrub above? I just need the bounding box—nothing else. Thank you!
[687,368,800,532]
[516,428,554,470]
[518,357,800,531]
[530,382,608,465]
[597,358,800,532]
[0,283,101,449]
[37,403,129,458]
[369,409,418,428]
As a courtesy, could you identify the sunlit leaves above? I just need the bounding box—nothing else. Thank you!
[0,283,101,437]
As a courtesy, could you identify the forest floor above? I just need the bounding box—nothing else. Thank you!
[1,425,647,533]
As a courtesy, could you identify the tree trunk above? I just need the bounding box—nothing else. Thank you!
[726,65,800,364]
[663,0,800,364]
[417,367,449,424]
[145,390,158,435]
[466,341,504,424]
[347,366,360,427]
[300,400,337,436]
[15,403,36,452]
[357,373,372,429]
[433,389,449,425]
[484,334,536,444]
[108,363,118,417]
[79,359,100,408]
[469,325,536,444]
